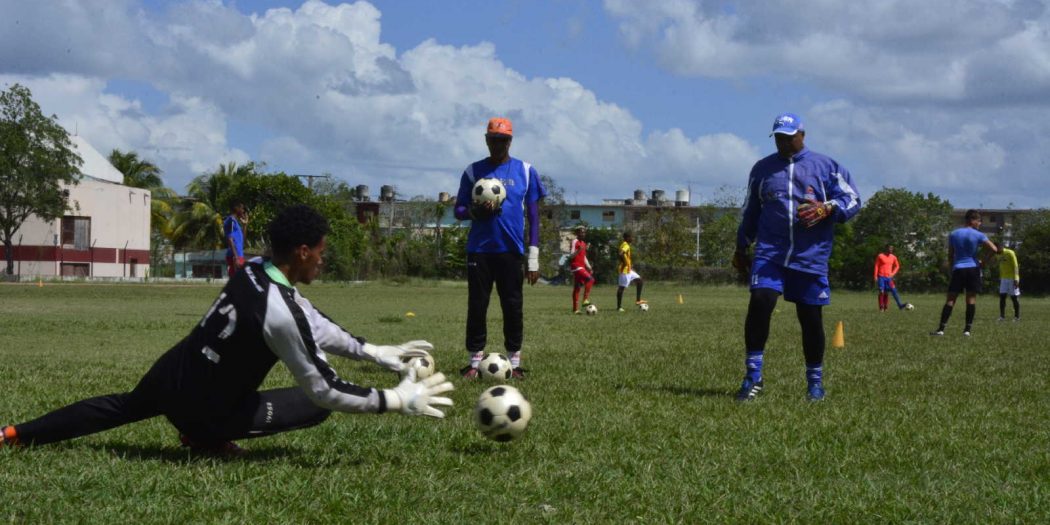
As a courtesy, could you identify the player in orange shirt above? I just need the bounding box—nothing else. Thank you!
[874,244,912,311]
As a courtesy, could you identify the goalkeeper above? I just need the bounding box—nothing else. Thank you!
[454,117,547,379]
[1,205,454,454]
[732,112,861,402]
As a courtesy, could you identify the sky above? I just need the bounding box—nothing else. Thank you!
[2,0,1049,209]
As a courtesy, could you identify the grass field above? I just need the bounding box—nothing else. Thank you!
[1,280,1048,523]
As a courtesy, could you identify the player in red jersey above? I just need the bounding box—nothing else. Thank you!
[568,226,595,314]
[874,244,912,311]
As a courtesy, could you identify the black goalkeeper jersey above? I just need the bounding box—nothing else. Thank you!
[144,260,388,418]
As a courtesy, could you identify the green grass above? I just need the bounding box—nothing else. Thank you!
[1,281,1048,523]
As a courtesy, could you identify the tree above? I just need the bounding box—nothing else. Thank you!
[108,149,163,189]
[1009,209,1050,295]
[537,174,568,277]
[0,84,82,275]
[170,161,261,250]
[832,187,953,291]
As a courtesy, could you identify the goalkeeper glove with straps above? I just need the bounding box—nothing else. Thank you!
[384,370,455,418]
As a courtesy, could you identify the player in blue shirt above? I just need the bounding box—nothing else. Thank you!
[454,118,547,379]
[931,210,1001,336]
[732,113,861,402]
[224,203,248,277]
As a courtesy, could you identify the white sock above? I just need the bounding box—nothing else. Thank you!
[510,351,521,368]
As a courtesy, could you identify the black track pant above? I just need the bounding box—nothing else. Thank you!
[744,288,826,366]
[13,371,330,447]
[466,252,524,354]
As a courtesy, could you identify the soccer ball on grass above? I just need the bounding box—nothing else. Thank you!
[584,304,598,316]
[478,352,512,380]
[638,303,650,312]
[474,385,532,442]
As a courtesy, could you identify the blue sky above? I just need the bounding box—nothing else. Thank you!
[3,0,1049,208]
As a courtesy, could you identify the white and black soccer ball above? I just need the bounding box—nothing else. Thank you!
[478,352,512,380]
[584,304,598,316]
[638,303,650,312]
[399,353,436,380]
[474,385,532,442]
[904,303,915,311]
[472,178,506,206]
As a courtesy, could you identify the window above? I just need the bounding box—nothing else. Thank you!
[570,210,581,220]
[602,210,616,222]
[60,263,89,277]
[61,216,90,250]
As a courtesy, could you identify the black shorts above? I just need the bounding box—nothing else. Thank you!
[948,267,982,294]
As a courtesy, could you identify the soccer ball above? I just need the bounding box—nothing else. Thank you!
[472,178,506,206]
[638,303,650,312]
[399,354,436,380]
[585,304,598,316]
[478,352,512,380]
[474,385,532,442]
[904,303,915,311]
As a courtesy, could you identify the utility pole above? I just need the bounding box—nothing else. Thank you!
[293,174,330,190]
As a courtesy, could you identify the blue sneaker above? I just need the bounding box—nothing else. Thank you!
[735,377,763,402]
[807,383,826,402]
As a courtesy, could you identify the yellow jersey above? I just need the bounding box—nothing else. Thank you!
[618,241,632,274]
[999,248,1019,281]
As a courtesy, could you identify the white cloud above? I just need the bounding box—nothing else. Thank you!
[604,0,1050,104]
[0,73,250,185]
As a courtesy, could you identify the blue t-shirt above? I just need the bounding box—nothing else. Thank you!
[224,215,244,258]
[455,157,546,254]
[949,226,988,269]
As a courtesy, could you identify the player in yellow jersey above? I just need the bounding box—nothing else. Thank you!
[616,231,645,312]
[997,245,1020,321]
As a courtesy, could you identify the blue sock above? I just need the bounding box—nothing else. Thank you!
[745,351,764,382]
[806,364,823,386]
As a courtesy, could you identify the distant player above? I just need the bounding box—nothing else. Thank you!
[732,112,861,402]
[224,202,248,278]
[997,244,1020,322]
[1,205,454,454]
[874,244,912,311]
[616,231,645,312]
[931,209,1001,336]
[454,117,547,379]
[569,226,595,314]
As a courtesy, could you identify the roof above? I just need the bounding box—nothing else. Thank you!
[70,135,124,184]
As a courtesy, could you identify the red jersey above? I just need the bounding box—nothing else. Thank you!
[569,239,588,270]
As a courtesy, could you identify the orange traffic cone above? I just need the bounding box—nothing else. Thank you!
[677,293,684,304]
[832,321,845,348]
[37,278,43,288]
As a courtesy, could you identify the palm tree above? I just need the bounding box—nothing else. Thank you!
[170,161,259,250]
[108,149,164,189]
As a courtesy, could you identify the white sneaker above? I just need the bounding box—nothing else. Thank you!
[963,331,971,337]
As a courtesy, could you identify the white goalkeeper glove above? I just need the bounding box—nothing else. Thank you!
[362,340,434,373]
[527,246,539,272]
[384,370,455,418]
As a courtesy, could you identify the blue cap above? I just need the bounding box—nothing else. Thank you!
[770,112,804,136]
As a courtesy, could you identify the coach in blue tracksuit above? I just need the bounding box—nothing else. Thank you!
[732,112,861,402]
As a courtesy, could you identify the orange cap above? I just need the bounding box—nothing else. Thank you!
[485,117,513,137]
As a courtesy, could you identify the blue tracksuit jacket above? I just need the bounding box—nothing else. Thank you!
[736,147,861,275]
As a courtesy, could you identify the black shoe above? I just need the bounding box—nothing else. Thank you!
[929,330,944,336]
[735,377,763,402]
[459,365,479,380]
[511,367,526,379]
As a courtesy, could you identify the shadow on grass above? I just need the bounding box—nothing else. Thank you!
[81,442,363,467]
[448,441,499,456]
[615,383,732,398]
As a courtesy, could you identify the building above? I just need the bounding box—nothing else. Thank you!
[9,135,151,279]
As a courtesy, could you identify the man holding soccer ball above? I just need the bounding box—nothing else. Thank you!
[1,205,454,453]
[454,117,547,379]
[733,112,861,402]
